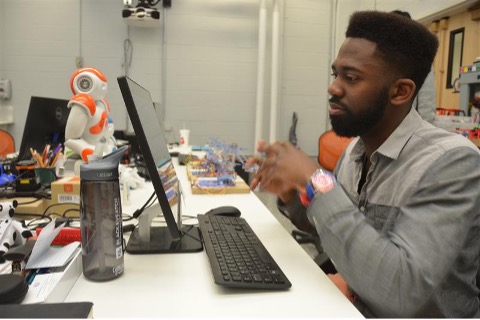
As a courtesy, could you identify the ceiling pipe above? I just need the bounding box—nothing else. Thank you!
[269,0,280,143]
[254,0,267,153]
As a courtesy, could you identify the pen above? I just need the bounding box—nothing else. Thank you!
[49,144,62,166]
[46,150,53,167]
[51,151,62,167]
[51,143,62,158]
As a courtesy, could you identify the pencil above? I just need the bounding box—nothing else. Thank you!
[36,152,45,168]
[42,144,50,164]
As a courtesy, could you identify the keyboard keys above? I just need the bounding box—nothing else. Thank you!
[198,214,291,290]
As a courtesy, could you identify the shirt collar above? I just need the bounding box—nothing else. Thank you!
[350,108,423,161]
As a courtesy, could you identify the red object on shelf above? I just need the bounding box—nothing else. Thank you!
[35,227,81,246]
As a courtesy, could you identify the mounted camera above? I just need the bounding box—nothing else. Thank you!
[122,0,171,28]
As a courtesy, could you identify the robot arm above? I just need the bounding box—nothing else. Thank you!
[65,95,94,139]
[65,93,97,162]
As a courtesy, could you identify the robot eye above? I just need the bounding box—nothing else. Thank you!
[77,75,93,92]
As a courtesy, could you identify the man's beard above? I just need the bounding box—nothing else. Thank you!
[329,87,389,138]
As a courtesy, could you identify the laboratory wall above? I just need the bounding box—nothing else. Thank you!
[0,0,471,155]
[0,0,334,155]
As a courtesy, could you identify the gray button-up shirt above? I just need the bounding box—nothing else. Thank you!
[284,109,480,317]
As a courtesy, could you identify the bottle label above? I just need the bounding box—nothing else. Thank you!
[114,196,123,258]
[113,264,124,276]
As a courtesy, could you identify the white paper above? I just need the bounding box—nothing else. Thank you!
[25,220,80,269]
[22,272,64,303]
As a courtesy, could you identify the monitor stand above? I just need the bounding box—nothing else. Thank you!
[125,199,203,254]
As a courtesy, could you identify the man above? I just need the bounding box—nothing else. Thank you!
[248,11,480,317]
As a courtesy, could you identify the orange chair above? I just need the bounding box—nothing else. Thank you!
[0,129,15,158]
[318,130,354,171]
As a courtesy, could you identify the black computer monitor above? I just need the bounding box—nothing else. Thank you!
[117,76,203,254]
[17,96,70,161]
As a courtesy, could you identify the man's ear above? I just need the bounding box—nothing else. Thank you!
[390,79,416,106]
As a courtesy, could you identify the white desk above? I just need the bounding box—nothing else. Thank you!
[65,159,363,318]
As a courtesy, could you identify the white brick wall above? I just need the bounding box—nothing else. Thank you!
[0,0,331,155]
[0,0,463,155]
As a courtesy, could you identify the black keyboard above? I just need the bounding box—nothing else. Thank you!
[198,214,291,290]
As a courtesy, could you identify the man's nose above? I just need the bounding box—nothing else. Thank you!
[328,79,343,97]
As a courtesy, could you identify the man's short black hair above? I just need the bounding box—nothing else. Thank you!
[346,11,438,94]
[391,10,411,19]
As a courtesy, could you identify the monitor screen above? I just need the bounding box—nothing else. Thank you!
[17,96,70,161]
[117,76,203,254]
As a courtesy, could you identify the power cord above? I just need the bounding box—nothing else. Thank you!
[180,225,202,244]
[132,190,156,219]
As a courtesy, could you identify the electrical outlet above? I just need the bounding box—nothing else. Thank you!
[75,56,84,68]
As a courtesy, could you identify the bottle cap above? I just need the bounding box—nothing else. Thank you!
[80,146,128,181]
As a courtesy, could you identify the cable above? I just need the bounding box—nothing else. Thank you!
[0,170,31,197]
[179,225,202,243]
[62,208,80,217]
[122,34,133,76]
[15,198,42,206]
[26,215,53,230]
[78,0,83,64]
[122,213,135,222]
[132,190,156,219]
[122,224,136,233]
[41,202,79,218]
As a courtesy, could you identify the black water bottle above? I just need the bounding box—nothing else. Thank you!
[79,146,128,281]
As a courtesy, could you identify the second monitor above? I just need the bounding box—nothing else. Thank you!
[17,96,70,161]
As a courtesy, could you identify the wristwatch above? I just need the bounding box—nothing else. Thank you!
[299,169,336,207]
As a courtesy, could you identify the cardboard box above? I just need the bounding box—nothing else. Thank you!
[50,176,81,205]
[13,197,49,217]
[49,176,81,218]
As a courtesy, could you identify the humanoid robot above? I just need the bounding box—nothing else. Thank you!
[64,67,116,163]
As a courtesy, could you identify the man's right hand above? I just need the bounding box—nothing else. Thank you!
[247,140,318,203]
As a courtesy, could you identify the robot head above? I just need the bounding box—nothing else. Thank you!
[70,67,108,100]
[0,200,17,219]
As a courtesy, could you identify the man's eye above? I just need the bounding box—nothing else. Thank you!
[345,75,358,82]
[330,73,338,78]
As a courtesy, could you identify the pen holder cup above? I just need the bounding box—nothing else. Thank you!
[35,167,57,186]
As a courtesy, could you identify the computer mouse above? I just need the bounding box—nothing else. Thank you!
[205,206,241,217]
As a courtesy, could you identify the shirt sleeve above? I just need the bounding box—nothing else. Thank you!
[306,147,480,317]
